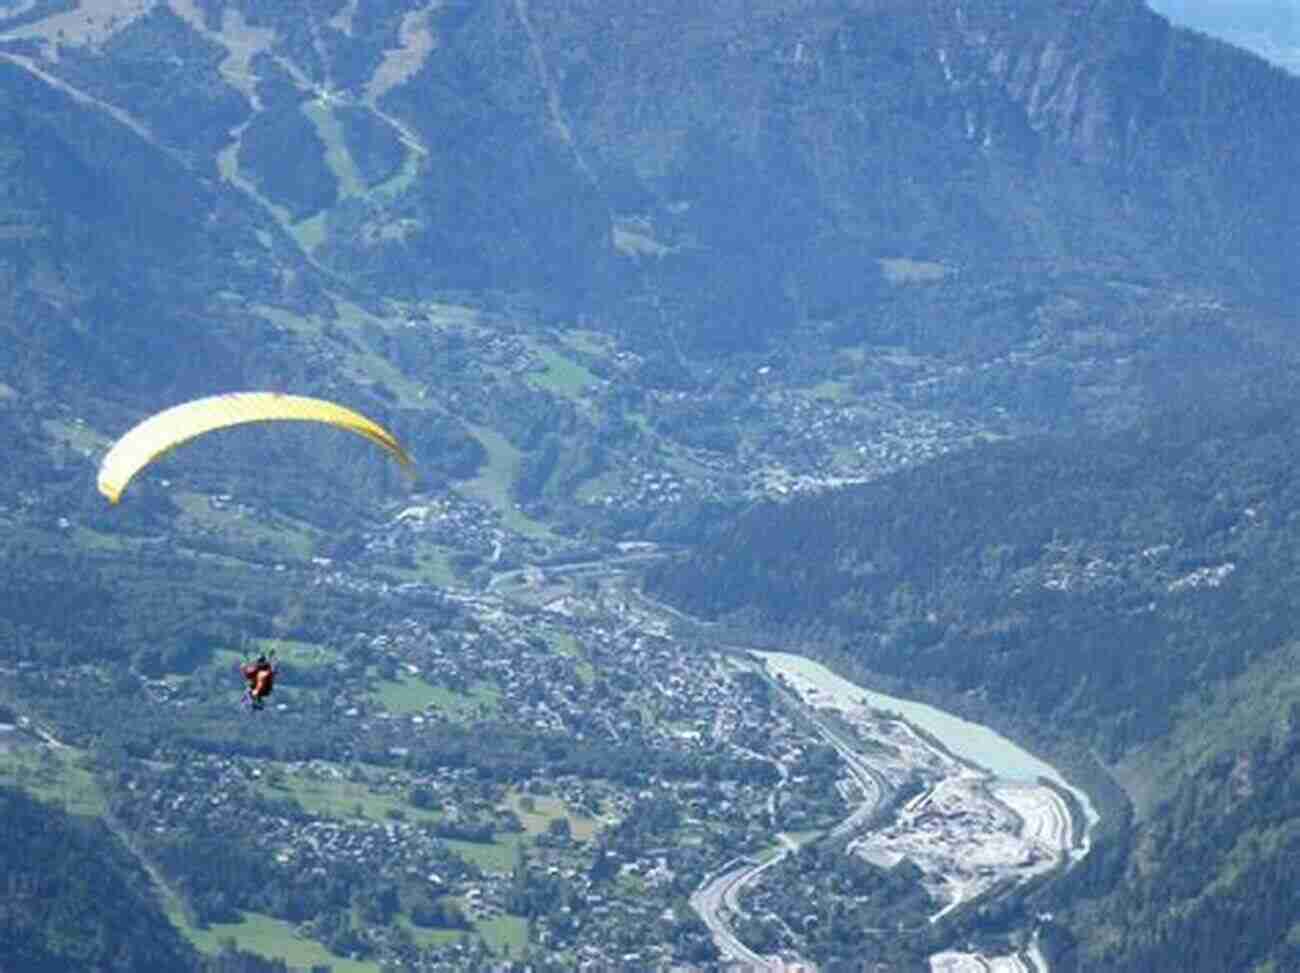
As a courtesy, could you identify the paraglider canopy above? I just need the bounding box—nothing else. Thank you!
[97,392,414,503]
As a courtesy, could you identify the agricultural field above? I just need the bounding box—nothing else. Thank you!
[184,910,382,973]
[252,761,444,826]
[0,740,105,817]
[443,834,526,872]
[475,914,529,955]
[500,789,600,842]
[526,345,599,400]
[373,676,500,720]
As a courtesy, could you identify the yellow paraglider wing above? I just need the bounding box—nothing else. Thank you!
[97,392,414,504]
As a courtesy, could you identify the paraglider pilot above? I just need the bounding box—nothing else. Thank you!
[241,654,276,710]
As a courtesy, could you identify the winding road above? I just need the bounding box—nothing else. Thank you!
[687,681,893,969]
[689,859,784,971]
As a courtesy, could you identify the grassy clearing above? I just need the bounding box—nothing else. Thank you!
[831,445,871,474]
[426,682,501,719]
[290,210,330,253]
[9,0,155,48]
[503,791,599,842]
[373,674,437,714]
[573,469,622,505]
[549,630,582,659]
[42,417,109,455]
[612,224,670,258]
[184,910,381,972]
[373,676,499,720]
[217,140,241,184]
[0,743,105,817]
[421,302,480,328]
[551,633,579,658]
[756,843,787,862]
[476,914,529,955]
[254,304,323,339]
[259,638,338,669]
[551,634,600,686]
[333,302,427,405]
[409,547,458,587]
[395,914,467,948]
[556,328,610,356]
[785,828,824,847]
[304,102,365,198]
[528,346,598,399]
[459,425,552,540]
[211,640,334,674]
[661,449,725,482]
[171,491,317,559]
[384,542,458,587]
[444,834,525,872]
[879,257,949,284]
[460,424,520,510]
[257,765,440,825]
[808,379,851,402]
[417,551,458,587]
[71,526,131,553]
[212,648,254,671]
[211,650,302,671]
[254,303,425,407]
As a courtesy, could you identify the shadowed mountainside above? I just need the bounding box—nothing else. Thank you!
[0,785,203,973]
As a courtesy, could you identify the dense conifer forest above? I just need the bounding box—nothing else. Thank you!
[0,785,199,971]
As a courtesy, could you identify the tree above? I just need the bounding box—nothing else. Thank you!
[544,816,572,846]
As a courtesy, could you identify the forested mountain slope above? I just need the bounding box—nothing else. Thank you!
[0,51,475,528]
[0,785,202,972]
[0,785,326,972]
[648,380,1300,757]
[5,0,1300,357]
[1053,688,1300,973]
[0,56,312,408]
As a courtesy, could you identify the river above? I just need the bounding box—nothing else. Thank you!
[754,650,1100,832]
